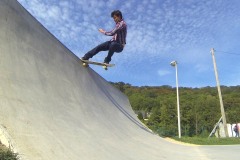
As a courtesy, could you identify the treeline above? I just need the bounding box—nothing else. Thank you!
[110,82,240,137]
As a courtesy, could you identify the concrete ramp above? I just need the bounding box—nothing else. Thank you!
[0,0,239,159]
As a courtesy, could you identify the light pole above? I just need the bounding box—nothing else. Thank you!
[170,61,181,138]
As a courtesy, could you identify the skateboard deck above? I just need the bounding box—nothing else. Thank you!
[80,59,115,70]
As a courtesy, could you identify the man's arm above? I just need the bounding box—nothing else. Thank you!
[98,21,125,36]
[98,28,105,34]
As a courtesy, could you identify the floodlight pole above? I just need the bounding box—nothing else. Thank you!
[170,61,181,138]
[210,48,229,137]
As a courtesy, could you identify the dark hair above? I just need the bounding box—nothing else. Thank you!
[111,10,122,19]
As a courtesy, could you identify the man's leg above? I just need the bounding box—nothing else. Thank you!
[83,41,110,60]
[104,42,123,63]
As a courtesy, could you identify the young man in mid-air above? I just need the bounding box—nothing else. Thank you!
[81,10,127,64]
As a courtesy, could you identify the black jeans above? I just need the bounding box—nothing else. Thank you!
[84,41,123,63]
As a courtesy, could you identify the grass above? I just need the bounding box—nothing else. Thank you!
[171,136,240,145]
[0,143,19,160]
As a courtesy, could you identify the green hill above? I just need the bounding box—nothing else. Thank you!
[111,82,240,137]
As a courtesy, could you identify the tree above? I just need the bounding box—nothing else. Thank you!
[110,82,240,137]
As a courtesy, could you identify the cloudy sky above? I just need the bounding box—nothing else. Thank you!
[17,0,240,87]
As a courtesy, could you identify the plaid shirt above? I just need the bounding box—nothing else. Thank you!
[104,19,127,45]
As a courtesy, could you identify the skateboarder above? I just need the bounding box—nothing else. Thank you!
[81,10,127,64]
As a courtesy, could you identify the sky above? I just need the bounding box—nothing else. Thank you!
[17,0,240,87]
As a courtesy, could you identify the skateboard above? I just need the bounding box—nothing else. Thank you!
[80,59,115,70]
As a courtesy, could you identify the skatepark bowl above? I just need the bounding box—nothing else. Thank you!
[0,0,239,159]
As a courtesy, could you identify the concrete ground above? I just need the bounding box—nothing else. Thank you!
[0,0,239,159]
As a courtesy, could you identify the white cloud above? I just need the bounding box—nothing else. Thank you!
[194,64,210,73]
[158,70,171,76]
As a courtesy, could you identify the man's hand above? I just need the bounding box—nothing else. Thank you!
[98,28,105,34]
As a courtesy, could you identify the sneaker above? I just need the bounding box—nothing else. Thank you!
[103,61,109,65]
[103,57,110,64]
[81,57,89,61]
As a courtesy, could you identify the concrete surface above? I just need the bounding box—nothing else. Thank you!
[0,0,239,159]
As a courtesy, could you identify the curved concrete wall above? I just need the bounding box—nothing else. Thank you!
[0,0,239,159]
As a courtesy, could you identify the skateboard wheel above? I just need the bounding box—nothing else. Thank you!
[103,66,108,70]
[83,63,88,67]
